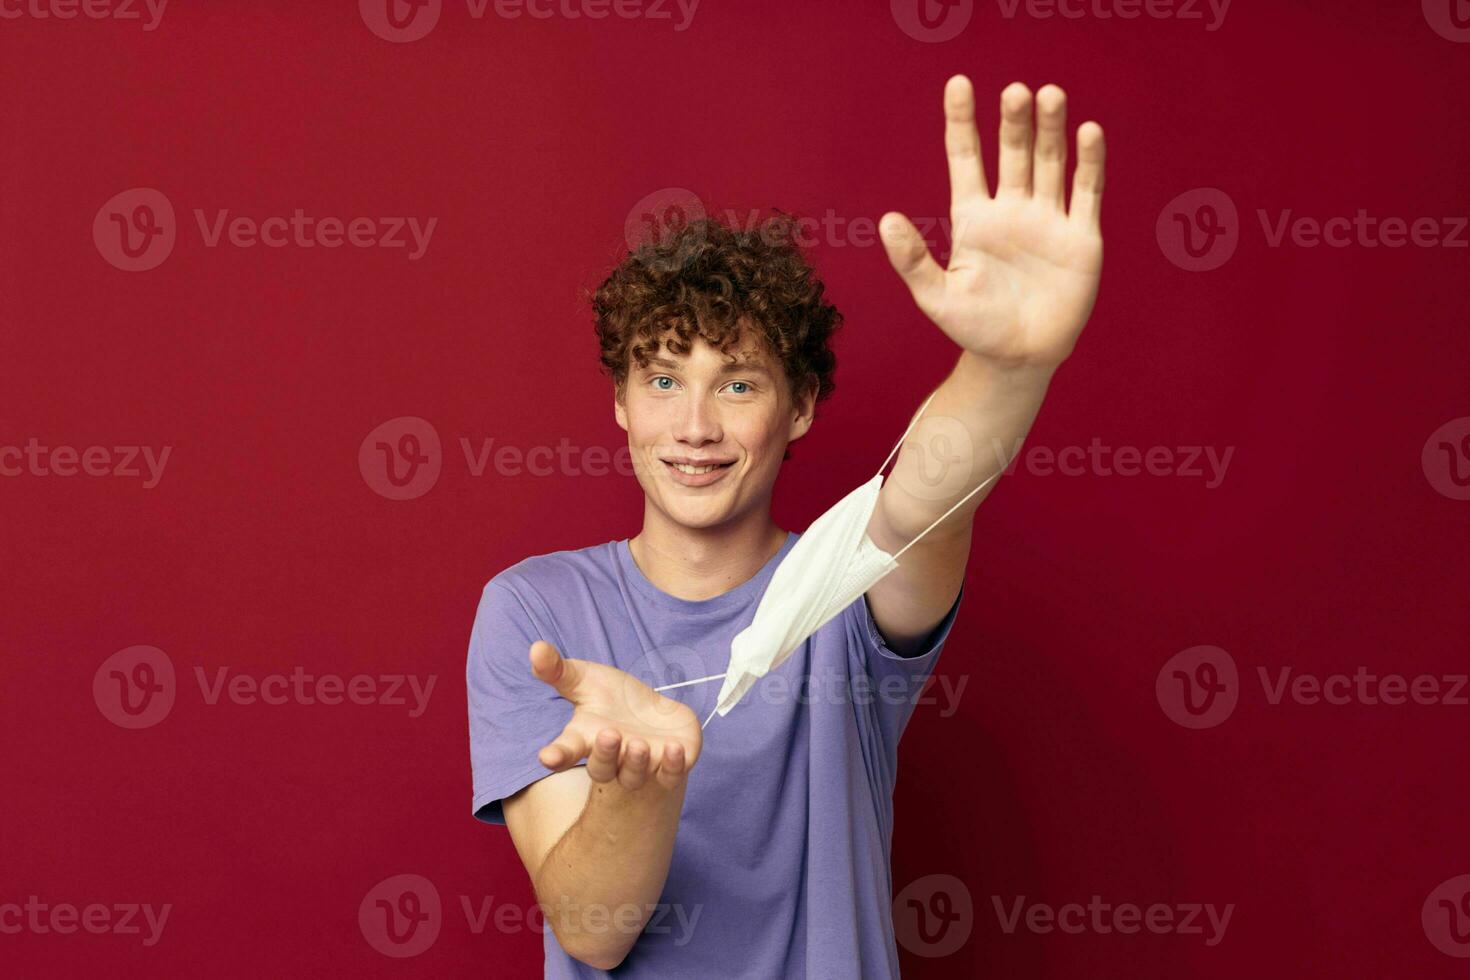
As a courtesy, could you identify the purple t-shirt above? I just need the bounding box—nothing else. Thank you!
[466,529,964,978]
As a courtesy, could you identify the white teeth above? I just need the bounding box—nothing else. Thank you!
[670,462,722,475]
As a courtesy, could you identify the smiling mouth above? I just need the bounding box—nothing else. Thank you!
[665,461,732,475]
[663,460,735,477]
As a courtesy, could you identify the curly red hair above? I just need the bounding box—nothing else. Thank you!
[591,211,842,412]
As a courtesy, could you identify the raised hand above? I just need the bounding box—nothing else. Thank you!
[880,76,1106,368]
[529,640,703,792]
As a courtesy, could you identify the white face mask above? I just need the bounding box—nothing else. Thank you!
[654,389,1001,726]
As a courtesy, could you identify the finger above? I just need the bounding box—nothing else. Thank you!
[529,640,584,701]
[996,82,1034,198]
[538,727,589,772]
[654,741,687,790]
[879,212,946,317]
[1033,84,1068,211]
[1068,121,1106,232]
[618,737,651,791]
[586,728,622,783]
[943,74,987,208]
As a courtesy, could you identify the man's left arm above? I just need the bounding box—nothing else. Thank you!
[864,76,1107,655]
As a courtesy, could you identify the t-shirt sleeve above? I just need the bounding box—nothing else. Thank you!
[848,581,966,747]
[465,578,575,825]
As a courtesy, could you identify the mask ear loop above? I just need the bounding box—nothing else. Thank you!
[877,388,941,478]
[654,672,726,692]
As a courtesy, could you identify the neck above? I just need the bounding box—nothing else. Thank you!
[628,507,788,602]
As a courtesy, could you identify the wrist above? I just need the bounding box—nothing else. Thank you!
[953,347,1061,391]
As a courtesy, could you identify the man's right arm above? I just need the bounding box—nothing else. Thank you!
[501,640,699,971]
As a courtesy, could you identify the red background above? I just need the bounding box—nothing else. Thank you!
[3,0,1468,976]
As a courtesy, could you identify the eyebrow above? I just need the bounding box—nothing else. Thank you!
[642,355,773,378]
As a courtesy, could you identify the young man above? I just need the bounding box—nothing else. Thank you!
[467,75,1105,977]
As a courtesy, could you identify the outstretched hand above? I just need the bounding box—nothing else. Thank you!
[880,76,1106,368]
[529,640,703,792]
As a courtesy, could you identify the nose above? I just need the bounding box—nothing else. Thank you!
[674,390,723,448]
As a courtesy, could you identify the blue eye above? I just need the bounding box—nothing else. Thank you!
[648,376,753,394]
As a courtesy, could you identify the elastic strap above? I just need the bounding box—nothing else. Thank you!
[655,672,724,692]
[892,468,1002,560]
[878,388,941,476]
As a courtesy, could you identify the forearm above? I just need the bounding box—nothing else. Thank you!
[883,350,1058,543]
[534,776,688,969]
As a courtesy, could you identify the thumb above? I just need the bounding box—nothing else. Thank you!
[529,640,584,701]
[880,212,945,316]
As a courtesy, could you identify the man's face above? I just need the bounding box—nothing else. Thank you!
[615,330,814,531]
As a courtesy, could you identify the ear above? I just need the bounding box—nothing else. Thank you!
[614,386,628,432]
[785,375,818,445]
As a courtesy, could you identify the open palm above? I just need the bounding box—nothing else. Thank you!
[881,77,1106,367]
[530,640,703,784]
